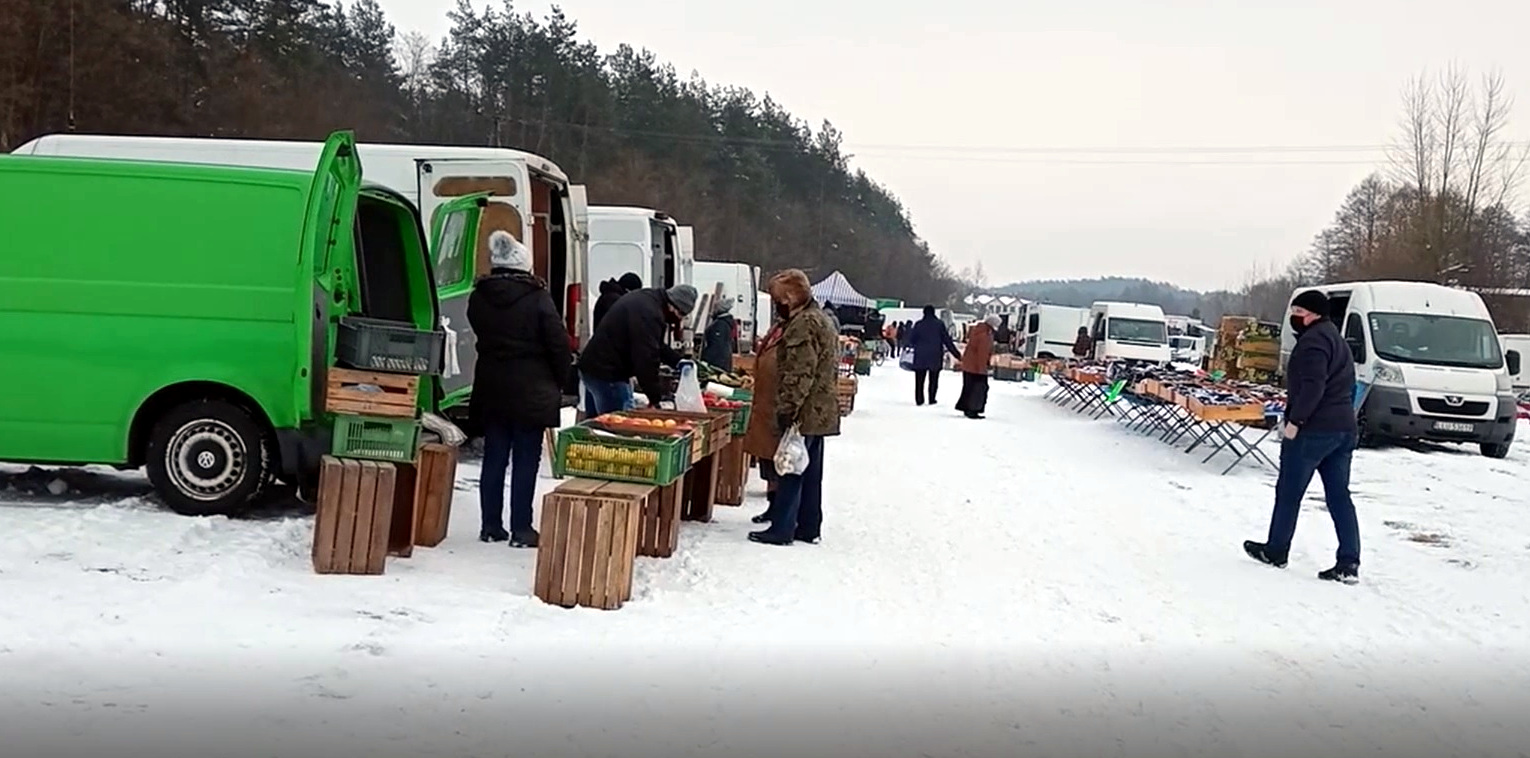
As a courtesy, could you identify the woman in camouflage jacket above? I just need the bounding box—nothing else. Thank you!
[749,269,841,546]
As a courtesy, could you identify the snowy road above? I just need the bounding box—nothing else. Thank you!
[3,368,1529,757]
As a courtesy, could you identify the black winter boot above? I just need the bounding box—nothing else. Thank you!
[1243,540,1287,568]
[751,490,776,524]
[1318,564,1359,584]
[509,529,540,549]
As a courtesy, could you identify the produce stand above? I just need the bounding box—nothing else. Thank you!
[625,407,734,523]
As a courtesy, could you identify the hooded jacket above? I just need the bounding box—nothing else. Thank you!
[1285,317,1358,434]
[771,271,842,438]
[701,306,736,371]
[577,287,683,403]
[466,269,572,429]
[592,279,627,330]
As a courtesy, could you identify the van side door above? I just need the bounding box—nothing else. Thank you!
[428,194,488,409]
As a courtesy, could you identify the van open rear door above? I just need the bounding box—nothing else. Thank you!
[568,184,590,350]
[676,226,695,287]
[304,131,362,419]
[427,194,487,409]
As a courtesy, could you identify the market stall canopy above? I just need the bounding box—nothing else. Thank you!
[812,270,875,308]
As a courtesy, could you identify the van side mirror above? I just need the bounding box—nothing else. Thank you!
[1508,349,1521,376]
[1347,336,1367,364]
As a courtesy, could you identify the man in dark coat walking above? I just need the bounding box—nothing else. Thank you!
[578,283,699,414]
[907,305,961,405]
[592,272,643,330]
[468,231,572,547]
[700,298,736,371]
[1245,289,1362,583]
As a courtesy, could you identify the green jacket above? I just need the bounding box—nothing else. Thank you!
[776,303,842,437]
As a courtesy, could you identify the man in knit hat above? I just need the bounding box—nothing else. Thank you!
[1244,288,1362,584]
[577,281,698,414]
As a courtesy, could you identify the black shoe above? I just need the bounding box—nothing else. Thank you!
[964,412,984,419]
[1243,540,1287,568]
[509,529,539,548]
[751,491,776,524]
[1318,564,1359,584]
[480,526,509,543]
[748,530,793,546]
[795,534,821,545]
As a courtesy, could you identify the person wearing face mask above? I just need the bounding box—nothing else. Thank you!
[740,295,794,524]
[576,282,699,415]
[1244,290,1361,584]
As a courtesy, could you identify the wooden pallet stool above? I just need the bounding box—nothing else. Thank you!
[715,437,748,506]
[534,479,652,610]
[638,474,686,558]
[313,456,397,575]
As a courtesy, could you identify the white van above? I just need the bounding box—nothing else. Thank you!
[11,133,590,411]
[1023,304,1091,359]
[1169,335,1206,366]
[1280,281,1521,458]
[1502,334,1530,397]
[692,261,761,348]
[1086,302,1171,364]
[585,206,686,327]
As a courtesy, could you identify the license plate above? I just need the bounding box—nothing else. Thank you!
[1433,421,1475,433]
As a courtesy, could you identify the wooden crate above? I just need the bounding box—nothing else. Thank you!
[324,367,419,419]
[715,437,748,506]
[313,456,396,575]
[534,479,652,610]
[683,451,721,523]
[411,443,457,548]
[638,474,686,558]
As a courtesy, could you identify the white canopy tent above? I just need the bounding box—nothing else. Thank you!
[811,270,876,308]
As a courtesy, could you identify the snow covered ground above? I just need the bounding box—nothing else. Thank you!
[3,368,1529,758]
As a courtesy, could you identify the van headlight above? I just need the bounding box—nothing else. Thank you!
[1374,361,1405,386]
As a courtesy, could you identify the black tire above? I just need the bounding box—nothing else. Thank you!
[144,399,271,517]
[1481,441,1512,459]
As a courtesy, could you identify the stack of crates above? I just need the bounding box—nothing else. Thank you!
[324,316,446,462]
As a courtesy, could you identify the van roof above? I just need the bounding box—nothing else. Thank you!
[1091,301,1165,316]
[15,133,572,184]
[589,205,677,223]
[0,152,313,186]
[1305,280,1491,318]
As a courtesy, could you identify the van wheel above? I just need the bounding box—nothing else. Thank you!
[145,400,270,517]
[1481,441,1512,459]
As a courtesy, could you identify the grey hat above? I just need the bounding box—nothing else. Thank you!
[712,297,734,316]
[665,284,699,315]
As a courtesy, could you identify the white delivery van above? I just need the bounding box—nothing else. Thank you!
[12,133,590,412]
[692,261,761,348]
[1279,281,1521,458]
[1086,302,1171,364]
[1502,334,1530,398]
[1169,334,1206,366]
[1022,304,1091,359]
[676,226,696,288]
[584,206,687,327]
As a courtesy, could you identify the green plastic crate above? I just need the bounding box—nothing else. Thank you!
[554,425,691,486]
[331,414,420,462]
[722,390,753,436]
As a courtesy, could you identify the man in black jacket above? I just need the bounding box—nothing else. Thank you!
[1245,290,1362,584]
[578,283,698,415]
[468,231,572,548]
[592,272,643,330]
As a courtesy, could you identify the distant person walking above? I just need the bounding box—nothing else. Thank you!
[907,305,961,406]
[1071,326,1093,360]
[1244,290,1361,584]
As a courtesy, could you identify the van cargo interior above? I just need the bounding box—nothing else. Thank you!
[544,178,568,316]
[353,197,415,325]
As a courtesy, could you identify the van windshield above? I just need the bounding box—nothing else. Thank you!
[1108,318,1167,345]
[1368,312,1503,370]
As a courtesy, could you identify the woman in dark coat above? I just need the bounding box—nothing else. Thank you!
[907,306,961,406]
[700,298,736,371]
[467,231,572,548]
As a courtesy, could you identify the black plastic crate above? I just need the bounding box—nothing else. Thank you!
[335,316,445,375]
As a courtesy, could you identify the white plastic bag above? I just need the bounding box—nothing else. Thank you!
[774,424,810,476]
[673,360,706,413]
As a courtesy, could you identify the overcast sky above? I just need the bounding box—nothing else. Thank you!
[374,0,1530,292]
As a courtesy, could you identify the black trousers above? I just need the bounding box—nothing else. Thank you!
[914,369,941,405]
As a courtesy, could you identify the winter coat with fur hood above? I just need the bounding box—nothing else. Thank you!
[770,271,842,438]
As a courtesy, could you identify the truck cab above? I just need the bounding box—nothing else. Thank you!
[1086,302,1170,364]
[1280,281,1521,458]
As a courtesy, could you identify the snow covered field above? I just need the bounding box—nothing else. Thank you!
[3,368,1529,758]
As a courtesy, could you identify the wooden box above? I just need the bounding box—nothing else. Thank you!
[715,437,748,506]
[683,451,721,523]
[313,456,397,575]
[411,443,457,548]
[324,367,419,419]
[638,474,686,558]
[534,479,652,610]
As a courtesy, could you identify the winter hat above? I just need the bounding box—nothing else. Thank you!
[712,297,734,316]
[618,272,644,291]
[922,305,936,318]
[488,231,531,272]
[666,284,699,315]
[984,314,1002,329]
[1291,290,1330,318]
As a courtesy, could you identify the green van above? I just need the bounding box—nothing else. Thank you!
[0,131,484,516]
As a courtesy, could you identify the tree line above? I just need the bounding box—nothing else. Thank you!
[0,0,961,303]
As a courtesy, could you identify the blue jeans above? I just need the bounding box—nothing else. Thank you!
[766,435,825,542]
[581,373,635,416]
[1267,430,1360,566]
[480,422,545,534]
